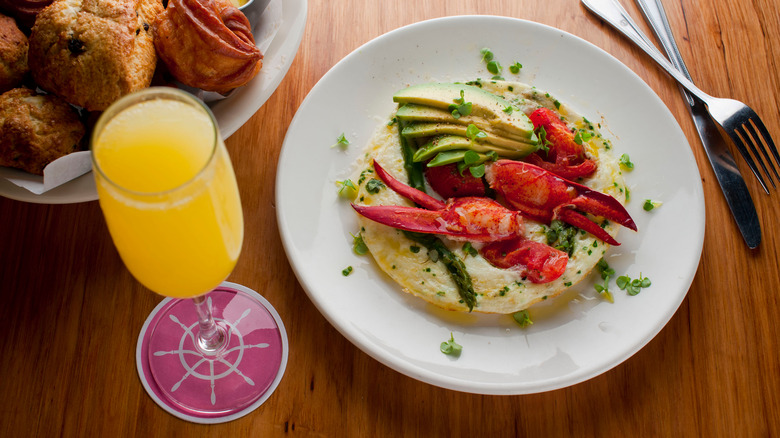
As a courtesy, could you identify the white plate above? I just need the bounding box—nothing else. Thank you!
[0,0,307,205]
[276,16,705,394]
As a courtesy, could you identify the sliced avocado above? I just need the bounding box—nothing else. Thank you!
[427,150,494,167]
[413,135,522,162]
[396,103,529,142]
[401,122,538,156]
[393,83,536,140]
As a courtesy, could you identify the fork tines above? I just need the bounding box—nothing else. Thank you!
[732,117,780,193]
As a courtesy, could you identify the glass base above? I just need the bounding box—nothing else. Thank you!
[136,282,288,424]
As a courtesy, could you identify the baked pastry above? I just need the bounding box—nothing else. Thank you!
[0,13,28,94]
[27,0,164,111]
[154,0,262,94]
[0,88,85,175]
[0,0,53,29]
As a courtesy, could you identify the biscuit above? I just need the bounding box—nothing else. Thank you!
[28,0,164,111]
[0,13,28,93]
[0,88,85,175]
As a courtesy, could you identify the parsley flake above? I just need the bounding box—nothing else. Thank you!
[440,333,463,356]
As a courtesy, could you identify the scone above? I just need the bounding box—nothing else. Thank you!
[28,0,164,111]
[0,87,85,175]
[0,13,28,93]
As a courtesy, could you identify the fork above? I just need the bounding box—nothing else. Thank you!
[581,0,780,194]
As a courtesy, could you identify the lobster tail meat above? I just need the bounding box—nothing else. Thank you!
[480,238,568,283]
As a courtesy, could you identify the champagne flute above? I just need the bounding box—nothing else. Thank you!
[91,87,286,423]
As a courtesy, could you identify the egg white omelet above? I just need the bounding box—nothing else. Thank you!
[351,80,629,314]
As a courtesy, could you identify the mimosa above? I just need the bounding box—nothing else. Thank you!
[92,96,243,298]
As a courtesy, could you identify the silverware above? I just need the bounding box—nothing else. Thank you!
[631,0,761,248]
[581,0,762,249]
[582,0,780,195]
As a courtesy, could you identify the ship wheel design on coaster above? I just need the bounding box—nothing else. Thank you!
[137,283,288,424]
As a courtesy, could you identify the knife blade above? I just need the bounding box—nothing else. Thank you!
[635,0,761,248]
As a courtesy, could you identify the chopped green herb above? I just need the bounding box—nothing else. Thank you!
[342,266,353,276]
[512,310,533,327]
[643,199,662,211]
[332,133,350,149]
[351,232,368,255]
[469,164,486,178]
[534,125,552,155]
[462,242,478,257]
[440,333,463,356]
[480,47,494,62]
[410,245,421,254]
[503,105,514,114]
[573,130,593,145]
[336,179,358,199]
[594,257,615,303]
[509,62,523,74]
[619,153,634,170]
[364,178,386,194]
[465,124,487,141]
[448,90,473,119]
[387,117,398,126]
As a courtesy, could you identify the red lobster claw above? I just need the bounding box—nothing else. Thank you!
[352,162,524,242]
[486,160,636,246]
[526,107,597,180]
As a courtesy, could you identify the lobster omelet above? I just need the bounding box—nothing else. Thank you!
[351,80,629,314]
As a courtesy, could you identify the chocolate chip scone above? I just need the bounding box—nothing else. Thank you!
[28,0,163,111]
[0,87,85,175]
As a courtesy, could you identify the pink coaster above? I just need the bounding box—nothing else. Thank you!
[136,282,288,424]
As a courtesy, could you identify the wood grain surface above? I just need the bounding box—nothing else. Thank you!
[1,0,779,436]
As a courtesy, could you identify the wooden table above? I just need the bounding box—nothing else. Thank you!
[2,0,778,436]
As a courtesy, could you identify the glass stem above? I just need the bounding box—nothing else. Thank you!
[192,294,225,354]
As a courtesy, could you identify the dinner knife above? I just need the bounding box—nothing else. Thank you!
[632,0,760,249]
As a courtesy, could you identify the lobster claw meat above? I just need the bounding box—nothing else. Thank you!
[526,107,597,180]
[352,161,568,283]
[352,162,523,243]
[486,160,636,246]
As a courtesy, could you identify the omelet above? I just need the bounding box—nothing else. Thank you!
[350,80,629,314]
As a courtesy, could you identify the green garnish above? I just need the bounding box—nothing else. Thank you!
[480,47,494,62]
[465,124,487,141]
[487,60,502,74]
[364,178,386,194]
[342,266,353,276]
[503,105,513,114]
[616,274,652,295]
[534,125,552,155]
[336,179,357,199]
[351,232,368,255]
[594,257,615,303]
[619,153,634,170]
[573,130,593,145]
[449,90,473,119]
[462,242,478,257]
[469,164,486,178]
[643,199,662,211]
[332,133,350,148]
[440,333,462,356]
[544,220,578,256]
[509,62,523,74]
[512,310,533,327]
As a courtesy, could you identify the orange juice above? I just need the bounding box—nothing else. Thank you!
[92,92,243,298]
